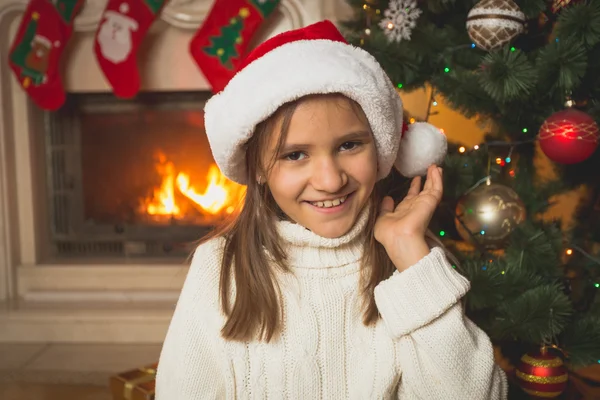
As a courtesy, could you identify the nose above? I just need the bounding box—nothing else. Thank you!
[311,156,348,193]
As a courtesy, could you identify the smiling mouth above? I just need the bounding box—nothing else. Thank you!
[307,194,350,209]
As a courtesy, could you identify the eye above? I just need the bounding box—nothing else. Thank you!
[340,141,361,151]
[284,151,306,161]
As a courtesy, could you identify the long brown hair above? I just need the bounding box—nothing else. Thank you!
[200,94,449,342]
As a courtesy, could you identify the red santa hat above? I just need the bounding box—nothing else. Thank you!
[204,20,447,185]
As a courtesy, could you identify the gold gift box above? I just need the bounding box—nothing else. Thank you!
[110,362,157,400]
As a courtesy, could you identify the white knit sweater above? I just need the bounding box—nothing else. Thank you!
[156,211,508,399]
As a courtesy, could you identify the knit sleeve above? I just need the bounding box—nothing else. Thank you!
[374,248,508,399]
[155,238,234,400]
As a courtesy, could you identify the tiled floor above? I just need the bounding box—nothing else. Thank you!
[0,343,162,400]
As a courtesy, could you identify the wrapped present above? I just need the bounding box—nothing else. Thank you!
[110,362,157,400]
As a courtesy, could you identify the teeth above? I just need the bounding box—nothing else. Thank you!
[310,195,348,208]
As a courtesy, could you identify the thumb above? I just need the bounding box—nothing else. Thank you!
[379,196,394,216]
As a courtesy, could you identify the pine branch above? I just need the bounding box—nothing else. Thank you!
[491,284,572,343]
[561,314,600,368]
[536,38,588,94]
[478,48,537,102]
[556,1,600,48]
[504,222,563,277]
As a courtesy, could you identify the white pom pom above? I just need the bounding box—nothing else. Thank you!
[394,122,447,177]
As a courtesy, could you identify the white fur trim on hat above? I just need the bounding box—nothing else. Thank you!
[204,34,447,184]
[395,122,447,177]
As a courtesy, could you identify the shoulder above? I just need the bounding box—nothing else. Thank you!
[181,236,227,300]
[190,236,227,270]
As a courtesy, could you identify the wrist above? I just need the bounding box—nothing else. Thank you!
[384,237,430,272]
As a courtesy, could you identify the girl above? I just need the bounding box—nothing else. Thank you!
[156,20,507,399]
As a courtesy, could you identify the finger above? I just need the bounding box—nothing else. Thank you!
[379,196,394,215]
[424,166,435,191]
[405,176,421,199]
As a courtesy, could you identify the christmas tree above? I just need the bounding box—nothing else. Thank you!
[342,0,600,397]
[203,10,247,69]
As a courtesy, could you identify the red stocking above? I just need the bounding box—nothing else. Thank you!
[94,0,169,98]
[189,0,281,93]
[8,0,84,110]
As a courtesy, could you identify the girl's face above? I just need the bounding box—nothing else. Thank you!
[262,95,378,238]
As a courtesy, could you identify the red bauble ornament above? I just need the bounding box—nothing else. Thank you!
[516,351,568,398]
[539,108,599,164]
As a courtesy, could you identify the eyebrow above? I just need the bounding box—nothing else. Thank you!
[279,130,372,154]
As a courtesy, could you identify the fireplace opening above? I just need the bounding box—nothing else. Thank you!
[45,92,246,259]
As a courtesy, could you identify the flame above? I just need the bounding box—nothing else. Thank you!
[142,152,245,220]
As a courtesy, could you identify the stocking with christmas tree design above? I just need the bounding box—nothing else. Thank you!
[8,0,84,110]
[190,0,281,93]
[94,0,169,98]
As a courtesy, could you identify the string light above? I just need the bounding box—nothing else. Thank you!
[397,83,403,89]
[444,67,450,73]
[439,230,446,236]
[376,9,380,14]
[409,117,416,123]
[482,266,487,271]
[387,22,394,30]
[471,43,476,48]
[459,146,466,153]
[566,249,573,255]
[505,157,511,163]
[510,47,516,52]
[480,230,485,235]
[495,157,502,164]
[522,128,528,133]
[501,270,506,275]
[365,28,371,35]
[439,128,445,134]
[363,4,368,9]
[595,283,600,288]
[509,170,516,177]
[474,145,480,150]
[432,100,438,106]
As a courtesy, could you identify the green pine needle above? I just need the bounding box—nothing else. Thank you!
[536,39,587,93]
[479,48,537,102]
[556,1,600,48]
[492,284,572,343]
[561,315,600,368]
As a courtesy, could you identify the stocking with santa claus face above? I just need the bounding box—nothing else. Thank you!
[8,0,84,110]
[94,0,168,98]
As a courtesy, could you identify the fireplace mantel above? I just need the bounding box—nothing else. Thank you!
[0,0,350,343]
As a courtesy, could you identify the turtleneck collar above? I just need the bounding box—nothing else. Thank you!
[275,206,369,269]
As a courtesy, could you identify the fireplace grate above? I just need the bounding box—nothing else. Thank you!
[43,92,217,259]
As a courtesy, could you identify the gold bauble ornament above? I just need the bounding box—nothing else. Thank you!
[466,0,526,51]
[455,183,526,249]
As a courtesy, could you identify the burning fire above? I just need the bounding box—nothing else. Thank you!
[142,152,245,221]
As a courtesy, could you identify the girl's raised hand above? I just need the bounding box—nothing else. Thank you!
[374,165,443,271]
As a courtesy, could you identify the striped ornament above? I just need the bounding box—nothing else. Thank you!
[516,352,568,398]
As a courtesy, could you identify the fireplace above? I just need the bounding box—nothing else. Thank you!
[0,0,341,343]
[45,92,245,258]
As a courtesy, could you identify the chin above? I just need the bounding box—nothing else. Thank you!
[303,216,357,239]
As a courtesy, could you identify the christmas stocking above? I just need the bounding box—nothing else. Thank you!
[94,0,169,98]
[190,0,281,93]
[8,0,84,110]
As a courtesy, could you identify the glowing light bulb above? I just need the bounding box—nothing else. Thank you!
[459,146,466,153]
